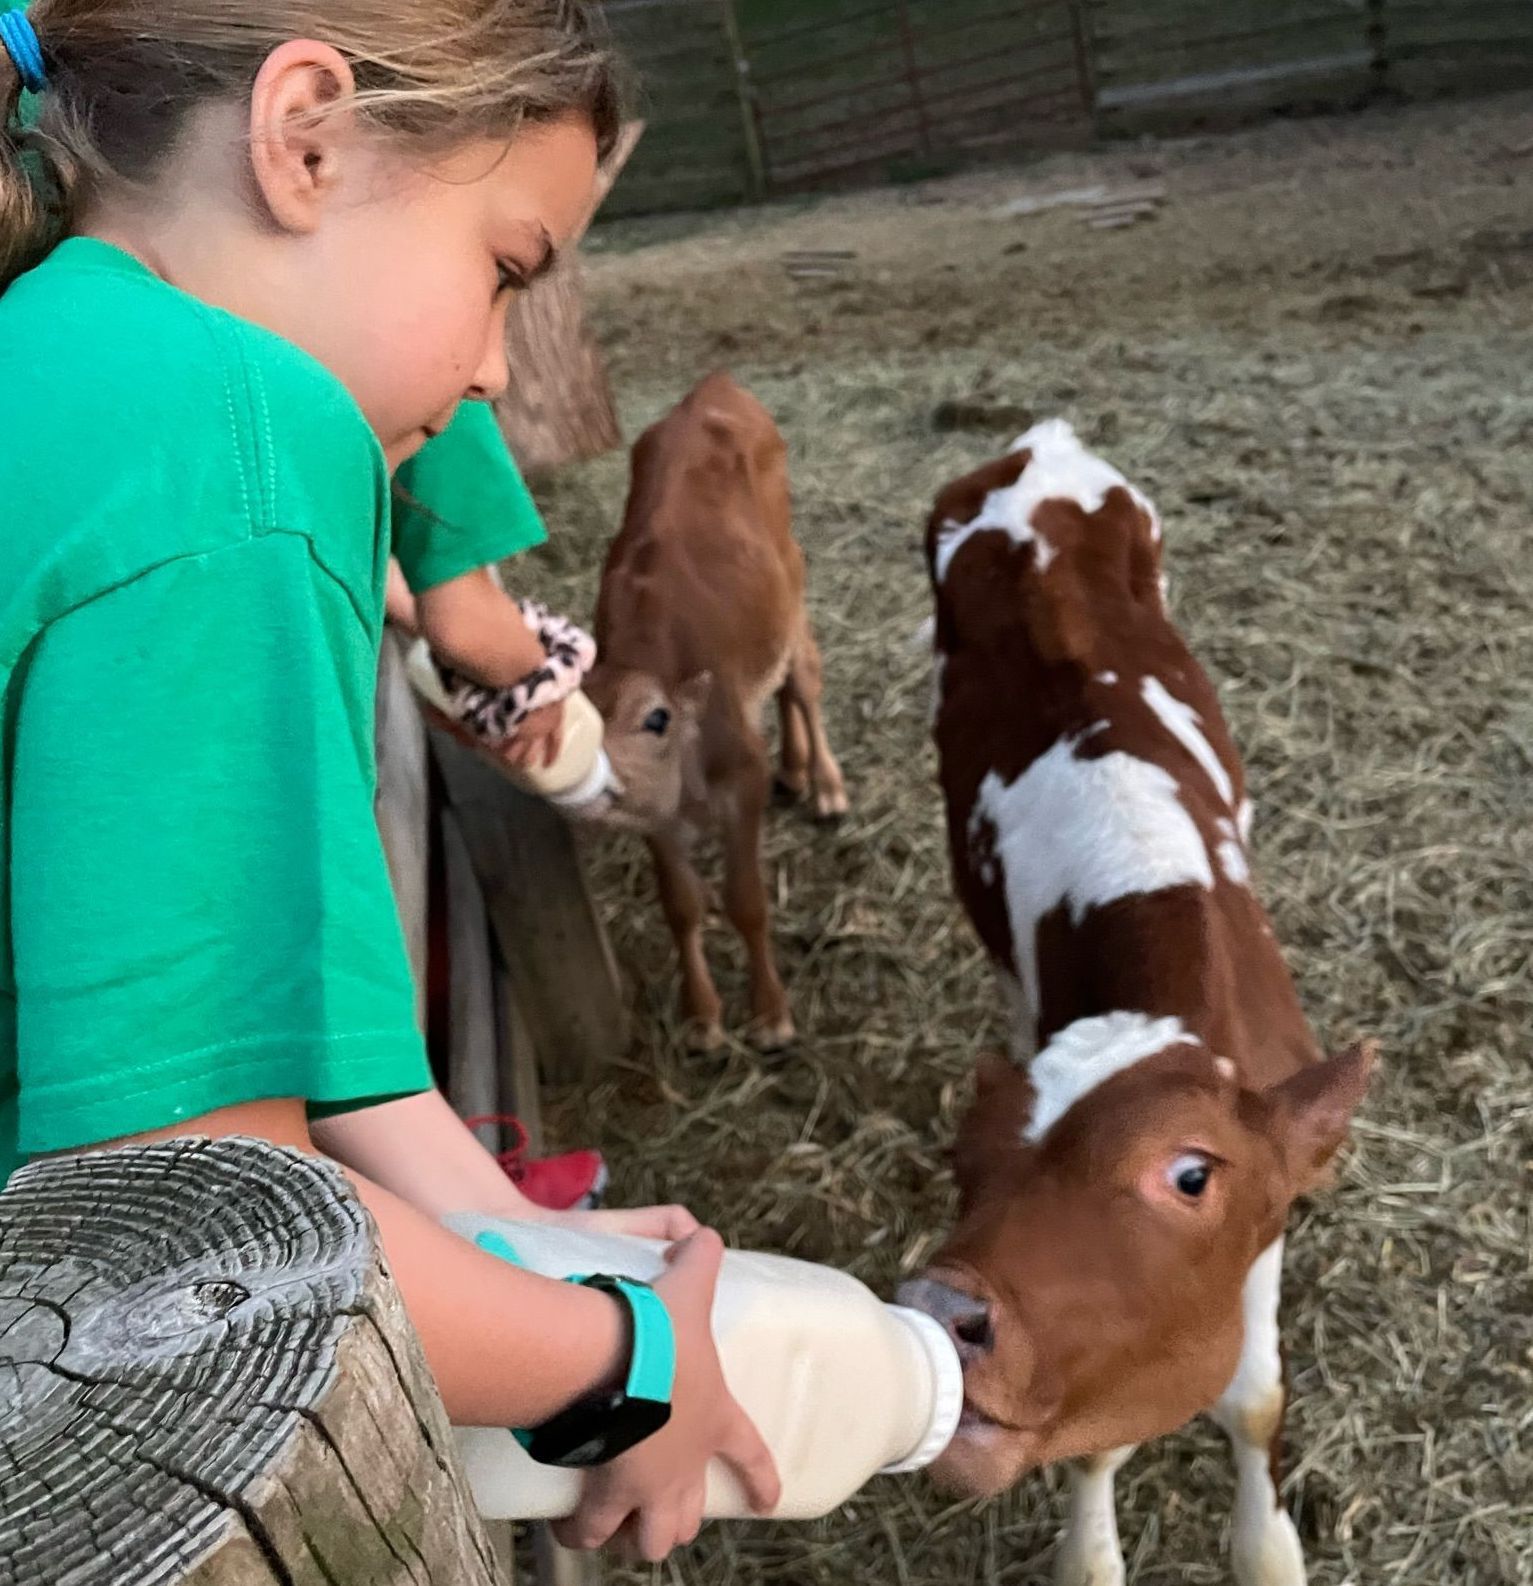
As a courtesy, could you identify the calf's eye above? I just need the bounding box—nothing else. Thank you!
[1168,1153,1212,1199]
[643,707,672,736]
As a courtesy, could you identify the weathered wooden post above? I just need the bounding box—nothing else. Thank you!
[0,1137,499,1586]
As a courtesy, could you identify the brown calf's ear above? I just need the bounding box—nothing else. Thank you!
[675,671,713,719]
[1267,1039,1378,1196]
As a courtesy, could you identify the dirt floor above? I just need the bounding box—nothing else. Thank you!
[530,91,1533,1585]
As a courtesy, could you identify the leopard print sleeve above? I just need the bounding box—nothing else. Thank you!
[428,601,597,745]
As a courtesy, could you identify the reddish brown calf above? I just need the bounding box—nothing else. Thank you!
[584,372,847,1051]
[900,421,1373,1586]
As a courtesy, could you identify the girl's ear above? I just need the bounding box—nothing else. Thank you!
[247,40,358,235]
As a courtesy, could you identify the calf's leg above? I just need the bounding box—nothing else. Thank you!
[1054,1446,1133,1586]
[1211,1238,1306,1586]
[648,832,725,1053]
[782,632,848,821]
[775,686,812,802]
[719,761,794,1050]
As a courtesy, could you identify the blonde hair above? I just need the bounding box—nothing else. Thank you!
[0,0,622,287]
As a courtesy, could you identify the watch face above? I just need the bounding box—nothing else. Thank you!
[526,1391,672,1469]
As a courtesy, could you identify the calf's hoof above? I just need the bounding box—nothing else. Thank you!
[812,785,850,823]
[747,1013,797,1053]
[685,1019,728,1056]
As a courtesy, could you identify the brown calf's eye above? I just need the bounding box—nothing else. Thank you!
[1168,1154,1212,1199]
[643,707,672,735]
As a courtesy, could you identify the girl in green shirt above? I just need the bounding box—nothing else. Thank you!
[0,0,775,1559]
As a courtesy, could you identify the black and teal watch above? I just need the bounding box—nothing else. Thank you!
[476,1232,676,1468]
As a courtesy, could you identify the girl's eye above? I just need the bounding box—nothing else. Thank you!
[496,261,529,296]
[1168,1153,1213,1199]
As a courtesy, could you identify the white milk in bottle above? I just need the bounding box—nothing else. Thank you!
[443,1215,964,1521]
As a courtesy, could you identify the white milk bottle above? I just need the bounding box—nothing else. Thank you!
[442,1214,964,1522]
[404,639,614,813]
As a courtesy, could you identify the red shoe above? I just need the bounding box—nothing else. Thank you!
[465,1114,609,1213]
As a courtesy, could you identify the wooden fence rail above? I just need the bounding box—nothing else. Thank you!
[599,0,1533,215]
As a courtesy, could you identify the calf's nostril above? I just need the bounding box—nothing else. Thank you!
[897,1277,996,1357]
[953,1307,994,1353]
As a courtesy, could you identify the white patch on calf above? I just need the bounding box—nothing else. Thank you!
[1141,675,1235,810]
[1216,818,1250,887]
[1096,670,1119,685]
[1237,797,1254,845]
[933,505,1051,584]
[935,419,1157,585]
[972,735,1214,1033]
[1023,1012,1197,1142]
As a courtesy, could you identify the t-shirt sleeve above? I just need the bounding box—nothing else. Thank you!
[392,400,548,592]
[9,533,430,1157]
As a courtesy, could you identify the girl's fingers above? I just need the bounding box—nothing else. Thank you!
[633,1503,681,1564]
[663,1225,724,1274]
[678,1485,706,1547]
[719,1405,781,1515]
[552,1495,632,1554]
[599,1204,699,1241]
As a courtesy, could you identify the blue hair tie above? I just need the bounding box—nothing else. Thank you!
[1,10,48,95]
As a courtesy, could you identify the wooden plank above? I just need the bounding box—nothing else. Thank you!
[374,630,430,1026]
[1096,48,1372,109]
[443,805,503,1150]
[428,728,628,1087]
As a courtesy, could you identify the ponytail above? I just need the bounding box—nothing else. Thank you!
[0,7,72,291]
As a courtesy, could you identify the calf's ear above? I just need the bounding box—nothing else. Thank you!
[1265,1040,1378,1196]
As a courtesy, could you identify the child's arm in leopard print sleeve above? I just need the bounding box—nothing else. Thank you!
[412,565,574,770]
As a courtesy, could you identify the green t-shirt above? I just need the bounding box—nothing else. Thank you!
[0,237,430,1184]
[392,399,547,592]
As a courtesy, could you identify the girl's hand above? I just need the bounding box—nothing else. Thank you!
[525,1202,701,1242]
[552,1229,780,1561]
[501,699,565,771]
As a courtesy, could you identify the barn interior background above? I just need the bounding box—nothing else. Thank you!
[599,0,1533,215]
[500,3,1533,1583]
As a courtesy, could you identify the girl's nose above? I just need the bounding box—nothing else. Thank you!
[464,321,511,404]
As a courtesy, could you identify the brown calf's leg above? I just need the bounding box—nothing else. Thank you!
[719,764,794,1051]
[783,632,849,822]
[647,832,726,1053]
[774,687,812,803]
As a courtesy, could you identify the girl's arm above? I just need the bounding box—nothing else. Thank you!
[310,1088,699,1240]
[412,566,566,769]
[93,1096,625,1427]
[91,1095,779,1551]
[415,565,545,686]
[385,557,421,634]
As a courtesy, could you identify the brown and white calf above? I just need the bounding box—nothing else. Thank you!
[583,372,847,1051]
[898,421,1374,1586]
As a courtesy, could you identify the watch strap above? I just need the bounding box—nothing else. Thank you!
[569,1273,676,1407]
